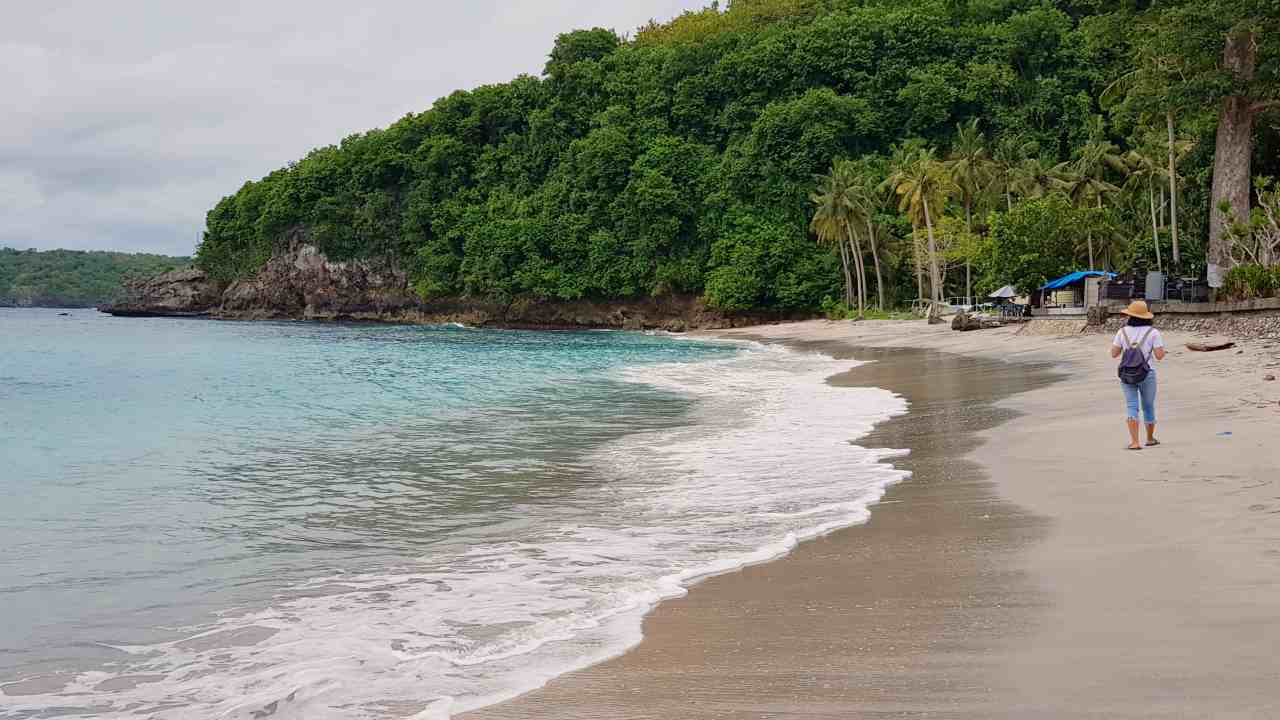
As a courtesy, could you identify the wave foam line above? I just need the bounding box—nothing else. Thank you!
[1,341,910,719]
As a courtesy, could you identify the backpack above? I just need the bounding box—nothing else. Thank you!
[1117,327,1154,385]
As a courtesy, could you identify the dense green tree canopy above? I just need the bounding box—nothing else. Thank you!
[194,0,1279,313]
[0,248,189,308]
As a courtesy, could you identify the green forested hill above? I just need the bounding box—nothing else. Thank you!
[194,0,1280,313]
[0,248,190,308]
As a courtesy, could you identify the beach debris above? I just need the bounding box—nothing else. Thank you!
[1218,431,1233,436]
[1186,341,1236,352]
[950,312,1004,332]
[1265,374,1276,381]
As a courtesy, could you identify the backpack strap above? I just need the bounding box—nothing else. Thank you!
[1128,327,1154,359]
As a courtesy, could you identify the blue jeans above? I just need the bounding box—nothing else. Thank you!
[1121,371,1157,423]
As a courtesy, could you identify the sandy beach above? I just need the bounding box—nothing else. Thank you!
[466,319,1280,719]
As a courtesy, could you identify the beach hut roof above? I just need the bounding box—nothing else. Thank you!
[1040,270,1116,290]
[989,285,1018,298]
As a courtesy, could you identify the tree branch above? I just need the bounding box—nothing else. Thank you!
[1250,99,1280,113]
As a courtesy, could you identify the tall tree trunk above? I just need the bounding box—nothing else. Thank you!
[852,236,866,317]
[837,240,853,308]
[1166,111,1180,268]
[964,199,973,306]
[922,196,942,303]
[865,217,885,310]
[1149,180,1162,271]
[1089,194,1101,269]
[1208,29,1258,287]
[914,235,924,300]
[845,221,865,318]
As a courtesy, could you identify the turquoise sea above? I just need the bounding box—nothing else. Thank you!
[0,308,907,719]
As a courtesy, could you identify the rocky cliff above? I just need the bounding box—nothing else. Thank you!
[100,243,788,330]
[100,268,227,316]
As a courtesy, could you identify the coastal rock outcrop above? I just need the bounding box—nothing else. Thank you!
[220,243,420,320]
[101,237,785,330]
[100,268,226,317]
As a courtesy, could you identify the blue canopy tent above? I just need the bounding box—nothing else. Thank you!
[1040,270,1116,290]
[1036,270,1116,311]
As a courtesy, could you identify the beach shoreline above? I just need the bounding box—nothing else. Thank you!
[465,319,1280,719]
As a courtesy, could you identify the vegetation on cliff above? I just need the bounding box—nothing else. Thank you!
[194,0,1280,314]
[0,248,190,308]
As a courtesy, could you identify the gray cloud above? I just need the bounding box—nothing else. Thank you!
[1,0,704,256]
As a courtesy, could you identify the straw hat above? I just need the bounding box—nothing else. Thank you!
[1120,300,1154,320]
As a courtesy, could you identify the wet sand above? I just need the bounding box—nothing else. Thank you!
[466,320,1280,719]
[466,337,1053,718]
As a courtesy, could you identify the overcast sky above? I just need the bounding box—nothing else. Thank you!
[1,1,706,256]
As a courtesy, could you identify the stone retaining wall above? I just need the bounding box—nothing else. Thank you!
[1099,310,1280,338]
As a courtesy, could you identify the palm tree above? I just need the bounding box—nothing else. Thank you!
[850,170,888,310]
[885,146,955,305]
[944,119,992,305]
[1061,124,1127,268]
[1122,143,1167,270]
[836,155,892,311]
[833,161,871,316]
[888,140,929,299]
[1016,155,1070,200]
[991,134,1038,210]
[1101,64,1197,269]
[811,169,856,311]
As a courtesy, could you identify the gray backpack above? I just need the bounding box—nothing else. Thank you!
[1117,327,1154,385]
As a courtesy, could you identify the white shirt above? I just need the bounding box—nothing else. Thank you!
[1113,325,1165,364]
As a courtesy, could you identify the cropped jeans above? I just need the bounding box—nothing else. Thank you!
[1121,371,1157,424]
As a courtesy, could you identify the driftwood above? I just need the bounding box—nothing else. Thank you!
[951,312,1004,332]
[1186,341,1236,352]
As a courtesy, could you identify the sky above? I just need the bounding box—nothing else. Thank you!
[1,0,707,257]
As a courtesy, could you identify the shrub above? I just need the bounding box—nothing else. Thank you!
[1222,264,1275,300]
[986,196,1081,295]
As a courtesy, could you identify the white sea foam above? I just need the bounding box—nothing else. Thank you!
[1,342,908,719]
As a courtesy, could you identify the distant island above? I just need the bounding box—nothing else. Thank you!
[0,248,190,308]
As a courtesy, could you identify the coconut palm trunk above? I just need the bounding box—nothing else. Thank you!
[914,242,924,300]
[964,200,973,305]
[921,195,942,303]
[845,221,866,317]
[865,216,884,310]
[1149,180,1162,271]
[1166,112,1180,268]
[1087,195,1102,268]
[837,240,853,307]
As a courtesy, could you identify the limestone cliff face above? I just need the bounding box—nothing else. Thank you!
[220,244,420,320]
[101,243,783,330]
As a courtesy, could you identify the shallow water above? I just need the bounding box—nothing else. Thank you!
[0,309,906,718]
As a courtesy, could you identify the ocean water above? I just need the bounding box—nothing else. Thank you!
[0,308,908,719]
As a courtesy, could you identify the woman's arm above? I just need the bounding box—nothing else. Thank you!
[1154,346,1166,361]
[1110,344,1122,358]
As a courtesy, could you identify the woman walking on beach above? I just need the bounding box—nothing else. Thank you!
[1111,300,1166,450]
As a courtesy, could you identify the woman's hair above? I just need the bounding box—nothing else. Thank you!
[1126,316,1154,327]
